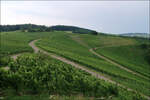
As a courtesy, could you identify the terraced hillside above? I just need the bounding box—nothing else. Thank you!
[36,32,150,97]
[77,33,150,77]
[0,31,149,100]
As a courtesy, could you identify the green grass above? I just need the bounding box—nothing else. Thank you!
[36,32,150,96]
[78,33,137,48]
[1,31,150,98]
[95,45,150,78]
[1,53,145,100]
[78,34,150,78]
[0,31,50,57]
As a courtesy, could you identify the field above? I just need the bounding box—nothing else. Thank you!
[95,45,150,77]
[36,32,150,96]
[0,53,146,100]
[0,31,150,100]
[0,31,50,57]
[77,34,150,77]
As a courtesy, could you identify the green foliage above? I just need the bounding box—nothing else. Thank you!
[96,45,150,78]
[50,25,97,34]
[36,32,150,96]
[0,57,13,67]
[1,53,116,97]
[0,32,50,57]
[0,24,97,35]
[0,24,51,32]
[1,53,146,100]
[139,43,150,64]
[0,31,149,99]
[140,43,150,49]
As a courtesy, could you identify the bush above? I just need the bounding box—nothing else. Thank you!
[140,43,150,49]
[0,53,116,97]
[0,57,13,67]
[146,48,150,64]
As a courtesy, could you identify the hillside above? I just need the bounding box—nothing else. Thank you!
[0,24,97,35]
[0,31,149,100]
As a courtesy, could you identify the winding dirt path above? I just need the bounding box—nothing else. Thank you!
[89,48,149,80]
[3,39,149,99]
[30,40,149,100]
[29,40,115,83]
[69,35,149,80]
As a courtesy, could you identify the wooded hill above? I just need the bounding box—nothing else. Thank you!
[0,24,98,35]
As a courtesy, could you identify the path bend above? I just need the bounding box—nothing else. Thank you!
[89,48,149,80]
[4,39,149,100]
[69,34,149,80]
[30,39,149,100]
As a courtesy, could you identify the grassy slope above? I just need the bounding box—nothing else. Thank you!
[79,34,136,48]
[79,33,150,77]
[1,31,149,97]
[96,45,150,77]
[2,53,144,100]
[36,32,150,96]
[0,31,50,57]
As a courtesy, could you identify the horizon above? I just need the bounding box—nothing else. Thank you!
[0,23,149,34]
[1,1,149,34]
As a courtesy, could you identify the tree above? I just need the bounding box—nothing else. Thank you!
[91,31,98,35]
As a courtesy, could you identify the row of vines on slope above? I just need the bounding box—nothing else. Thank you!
[0,53,145,100]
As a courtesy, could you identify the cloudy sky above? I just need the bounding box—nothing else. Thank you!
[1,1,149,34]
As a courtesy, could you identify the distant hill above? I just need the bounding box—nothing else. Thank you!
[50,25,97,35]
[0,24,49,32]
[0,24,98,35]
[120,33,149,38]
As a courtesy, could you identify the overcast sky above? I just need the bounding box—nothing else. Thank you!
[1,1,149,34]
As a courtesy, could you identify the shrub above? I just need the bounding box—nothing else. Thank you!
[0,57,13,67]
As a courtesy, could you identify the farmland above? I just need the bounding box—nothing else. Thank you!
[95,45,150,77]
[0,31,51,57]
[78,33,150,77]
[0,30,150,100]
[36,32,150,96]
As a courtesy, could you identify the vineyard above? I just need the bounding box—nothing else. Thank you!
[95,45,150,77]
[36,32,150,96]
[0,53,145,100]
[78,33,150,77]
[0,31,149,100]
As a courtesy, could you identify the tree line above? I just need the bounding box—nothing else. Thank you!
[140,43,150,64]
[0,24,98,35]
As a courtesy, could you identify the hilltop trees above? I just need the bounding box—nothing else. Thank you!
[146,47,150,64]
[91,31,98,35]
[51,25,98,35]
[0,24,52,32]
[140,43,150,64]
[0,24,98,35]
